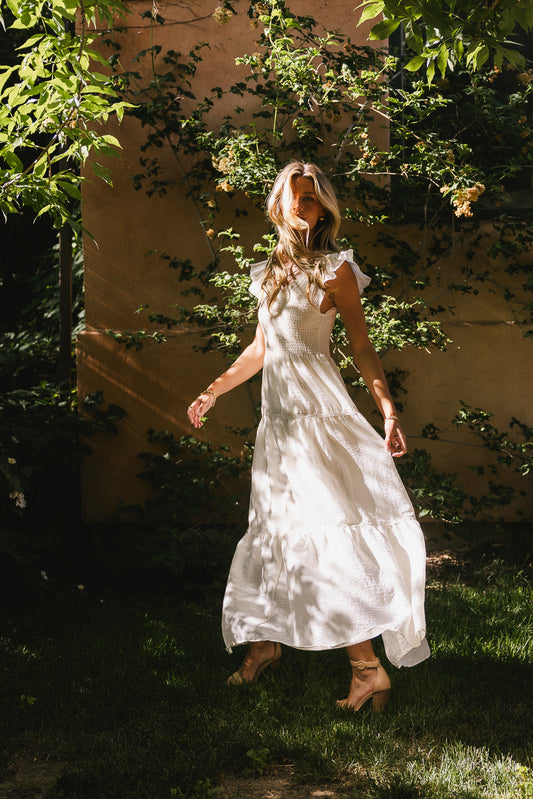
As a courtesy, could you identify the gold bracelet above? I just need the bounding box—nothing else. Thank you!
[201,389,216,406]
[384,415,399,422]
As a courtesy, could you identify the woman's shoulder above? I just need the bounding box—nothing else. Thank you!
[323,249,371,295]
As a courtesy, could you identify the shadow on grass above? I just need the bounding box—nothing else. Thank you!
[0,547,531,798]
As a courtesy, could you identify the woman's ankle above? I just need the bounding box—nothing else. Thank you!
[346,640,376,662]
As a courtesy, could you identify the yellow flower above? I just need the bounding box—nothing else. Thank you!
[217,180,234,193]
[212,7,232,25]
[451,183,485,217]
[206,228,215,239]
[454,203,472,218]
[9,491,26,509]
[213,150,238,175]
[517,70,533,87]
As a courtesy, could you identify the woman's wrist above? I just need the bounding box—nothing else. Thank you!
[201,388,217,405]
[384,414,399,422]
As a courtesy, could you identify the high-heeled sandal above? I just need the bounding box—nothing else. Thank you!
[336,657,391,711]
[226,642,282,685]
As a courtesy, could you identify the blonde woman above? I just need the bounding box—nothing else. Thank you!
[187,161,429,710]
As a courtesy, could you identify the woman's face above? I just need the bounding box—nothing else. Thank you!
[289,176,324,234]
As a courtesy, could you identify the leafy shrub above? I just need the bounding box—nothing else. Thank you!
[109,430,253,590]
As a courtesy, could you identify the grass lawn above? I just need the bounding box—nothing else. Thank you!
[0,542,531,799]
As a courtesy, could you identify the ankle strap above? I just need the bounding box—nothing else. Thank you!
[349,657,380,670]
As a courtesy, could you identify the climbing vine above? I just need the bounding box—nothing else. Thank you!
[108,0,532,524]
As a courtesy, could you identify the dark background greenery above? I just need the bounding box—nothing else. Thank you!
[1,1,532,590]
[0,4,532,796]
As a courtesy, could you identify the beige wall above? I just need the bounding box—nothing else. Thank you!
[78,1,533,522]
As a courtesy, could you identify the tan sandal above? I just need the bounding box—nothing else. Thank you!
[227,642,282,685]
[336,657,391,711]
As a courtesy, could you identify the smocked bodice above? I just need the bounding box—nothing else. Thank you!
[249,251,371,420]
[258,274,335,360]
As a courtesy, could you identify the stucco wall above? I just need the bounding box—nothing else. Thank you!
[78,1,533,522]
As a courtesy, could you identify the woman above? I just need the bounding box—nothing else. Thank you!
[187,161,429,711]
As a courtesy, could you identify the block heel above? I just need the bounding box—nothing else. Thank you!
[337,657,391,712]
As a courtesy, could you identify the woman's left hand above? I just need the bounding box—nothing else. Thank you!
[384,419,407,457]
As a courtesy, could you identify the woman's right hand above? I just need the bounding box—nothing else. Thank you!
[186,324,265,429]
[187,392,216,429]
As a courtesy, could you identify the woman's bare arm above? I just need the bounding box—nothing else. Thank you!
[187,322,266,429]
[326,262,407,456]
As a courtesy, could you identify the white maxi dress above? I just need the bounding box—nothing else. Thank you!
[222,250,430,668]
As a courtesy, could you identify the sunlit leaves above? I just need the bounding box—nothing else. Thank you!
[0,0,132,226]
[357,0,533,82]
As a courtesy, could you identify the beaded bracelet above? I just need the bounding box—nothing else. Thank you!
[201,389,216,406]
[384,415,399,422]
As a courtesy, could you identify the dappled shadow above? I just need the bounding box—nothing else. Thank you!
[217,542,532,799]
[223,401,428,667]
[0,544,530,797]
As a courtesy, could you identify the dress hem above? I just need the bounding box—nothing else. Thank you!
[223,627,430,668]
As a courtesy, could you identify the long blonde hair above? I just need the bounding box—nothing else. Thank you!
[261,161,341,309]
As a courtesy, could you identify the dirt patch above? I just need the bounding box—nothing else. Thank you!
[217,766,350,799]
[0,753,65,799]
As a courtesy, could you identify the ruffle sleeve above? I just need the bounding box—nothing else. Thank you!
[249,260,268,299]
[323,249,371,295]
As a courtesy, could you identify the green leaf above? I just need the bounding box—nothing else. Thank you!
[1,150,23,170]
[0,65,17,93]
[513,3,533,29]
[90,160,113,184]
[501,47,525,70]
[420,2,447,31]
[404,55,426,72]
[16,33,45,50]
[437,44,448,78]
[474,44,489,70]
[357,1,385,26]
[10,11,39,29]
[56,179,82,199]
[368,17,402,40]
[426,59,435,85]
[101,134,121,148]
[33,156,48,178]
[404,19,423,52]
[466,42,489,69]
[35,203,53,219]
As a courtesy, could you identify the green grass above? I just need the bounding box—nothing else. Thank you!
[0,550,532,799]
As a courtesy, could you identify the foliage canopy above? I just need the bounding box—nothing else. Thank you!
[358,0,533,82]
[0,0,131,226]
